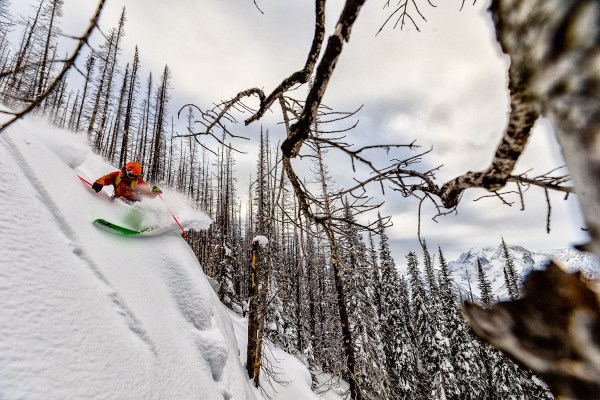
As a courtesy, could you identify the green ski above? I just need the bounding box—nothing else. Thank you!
[93,218,143,236]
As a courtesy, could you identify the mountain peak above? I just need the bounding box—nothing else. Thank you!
[448,244,600,301]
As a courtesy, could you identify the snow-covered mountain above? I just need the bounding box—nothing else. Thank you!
[447,243,600,301]
[0,117,344,400]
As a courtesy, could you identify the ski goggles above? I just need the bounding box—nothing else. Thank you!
[124,169,140,179]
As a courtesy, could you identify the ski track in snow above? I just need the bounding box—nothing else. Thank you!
[161,256,233,398]
[2,134,157,355]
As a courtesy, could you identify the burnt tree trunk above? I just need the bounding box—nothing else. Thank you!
[246,239,261,384]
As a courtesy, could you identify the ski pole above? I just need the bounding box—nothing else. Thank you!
[78,175,93,186]
[157,193,190,240]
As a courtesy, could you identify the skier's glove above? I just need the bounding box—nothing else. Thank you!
[92,182,103,193]
[152,186,162,194]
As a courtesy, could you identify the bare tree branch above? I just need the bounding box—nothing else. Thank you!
[280,0,367,158]
[252,0,265,15]
[377,0,436,34]
[245,0,326,125]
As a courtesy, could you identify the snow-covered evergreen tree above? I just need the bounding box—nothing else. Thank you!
[423,247,461,400]
[376,218,419,399]
[406,251,433,397]
[367,229,383,318]
[421,240,438,295]
[340,202,388,399]
[395,275,423,399]
[501,237,519,300]
[491,353,529,399]
[437,247,454,315]
[476,258,494,307]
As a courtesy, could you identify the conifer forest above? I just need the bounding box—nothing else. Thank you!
[2,0,599,399]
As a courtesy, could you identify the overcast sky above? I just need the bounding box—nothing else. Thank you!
[10,0,590,263]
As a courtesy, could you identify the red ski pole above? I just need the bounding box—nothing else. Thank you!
[157,193,189,240]
[78,175,93,186]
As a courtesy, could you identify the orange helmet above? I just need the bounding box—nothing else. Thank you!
[123,161,142,179]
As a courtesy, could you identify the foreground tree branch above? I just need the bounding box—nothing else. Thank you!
[391,59,568,211]
[488,0,600,254]
[436,64,540,206]
[181,0,327,145]
[280,0,366,158]
[245,0,326,125]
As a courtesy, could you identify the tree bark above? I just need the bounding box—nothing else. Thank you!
[246,239,261,384]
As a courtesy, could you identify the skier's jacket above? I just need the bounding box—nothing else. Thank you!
[94,170,157,202]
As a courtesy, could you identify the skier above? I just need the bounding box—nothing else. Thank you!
[91,161,162,202]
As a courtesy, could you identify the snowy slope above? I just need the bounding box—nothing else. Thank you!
[0,118,343,400]
[446,242,600,301]
[227,311,348,400]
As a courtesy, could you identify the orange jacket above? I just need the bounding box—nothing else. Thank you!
[94,171,157,202]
